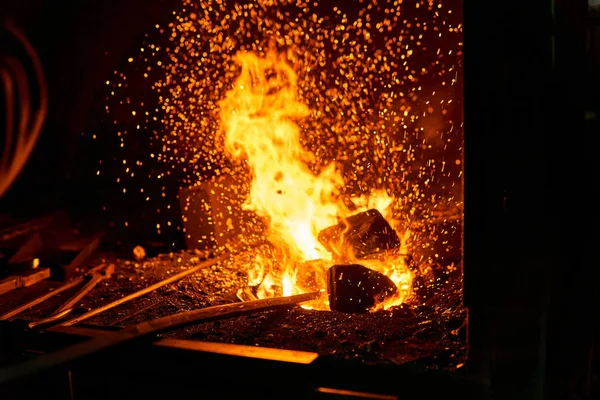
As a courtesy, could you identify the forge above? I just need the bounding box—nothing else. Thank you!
[1,0,465,391]
[2,0,593,398]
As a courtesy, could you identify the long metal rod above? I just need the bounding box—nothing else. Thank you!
[60,254,229,327]
[130,290,322,336]
[0,277,84,320]
[0,290,322,385]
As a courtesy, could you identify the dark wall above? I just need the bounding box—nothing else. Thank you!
[464,0,600,398]
[0,0,179,217]
[546,2,600,399]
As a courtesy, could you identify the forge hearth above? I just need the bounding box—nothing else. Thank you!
[0,245,464,368]
[0,0,472,397]
[2,0,596,397]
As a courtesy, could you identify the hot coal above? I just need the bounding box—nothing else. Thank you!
[318,209,401,261]
[327,264,398,313]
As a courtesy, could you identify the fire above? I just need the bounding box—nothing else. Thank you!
[97,0,464,316]
[221,51,343,263]
[220,50,412,310]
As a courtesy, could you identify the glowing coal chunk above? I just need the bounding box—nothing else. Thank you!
[318,209,402,261]
[327,264,398,314]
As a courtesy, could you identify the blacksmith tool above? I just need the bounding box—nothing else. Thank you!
[0,289,322,385]
[61,253,230,327]
[26,264,115,328]
[25,264,115,329]
[52,263,114,316]
[0,277,83,320]
[0,263,111,321]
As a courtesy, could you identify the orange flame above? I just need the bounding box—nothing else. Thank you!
[220,50,412,310]
[221,51,343,263]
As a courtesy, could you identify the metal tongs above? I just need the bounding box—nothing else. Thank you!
[27,264,115,328]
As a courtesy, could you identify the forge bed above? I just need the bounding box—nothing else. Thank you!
[0,249,466,370]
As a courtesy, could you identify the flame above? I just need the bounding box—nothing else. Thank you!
[220,50,412,310]
[282,270,295,297]
[350,189,395,220]
[221,50,343,263]
[256,273,276,299]
[247,254,267,287]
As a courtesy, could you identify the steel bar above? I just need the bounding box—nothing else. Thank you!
[131,290,322,335]
[60,253,229,327]
[0,277,83,320]
[0,290,322,385]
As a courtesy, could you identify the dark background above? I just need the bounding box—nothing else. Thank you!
[463,0,600,399]
[0,1,599,398]
[0,0,180,222]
